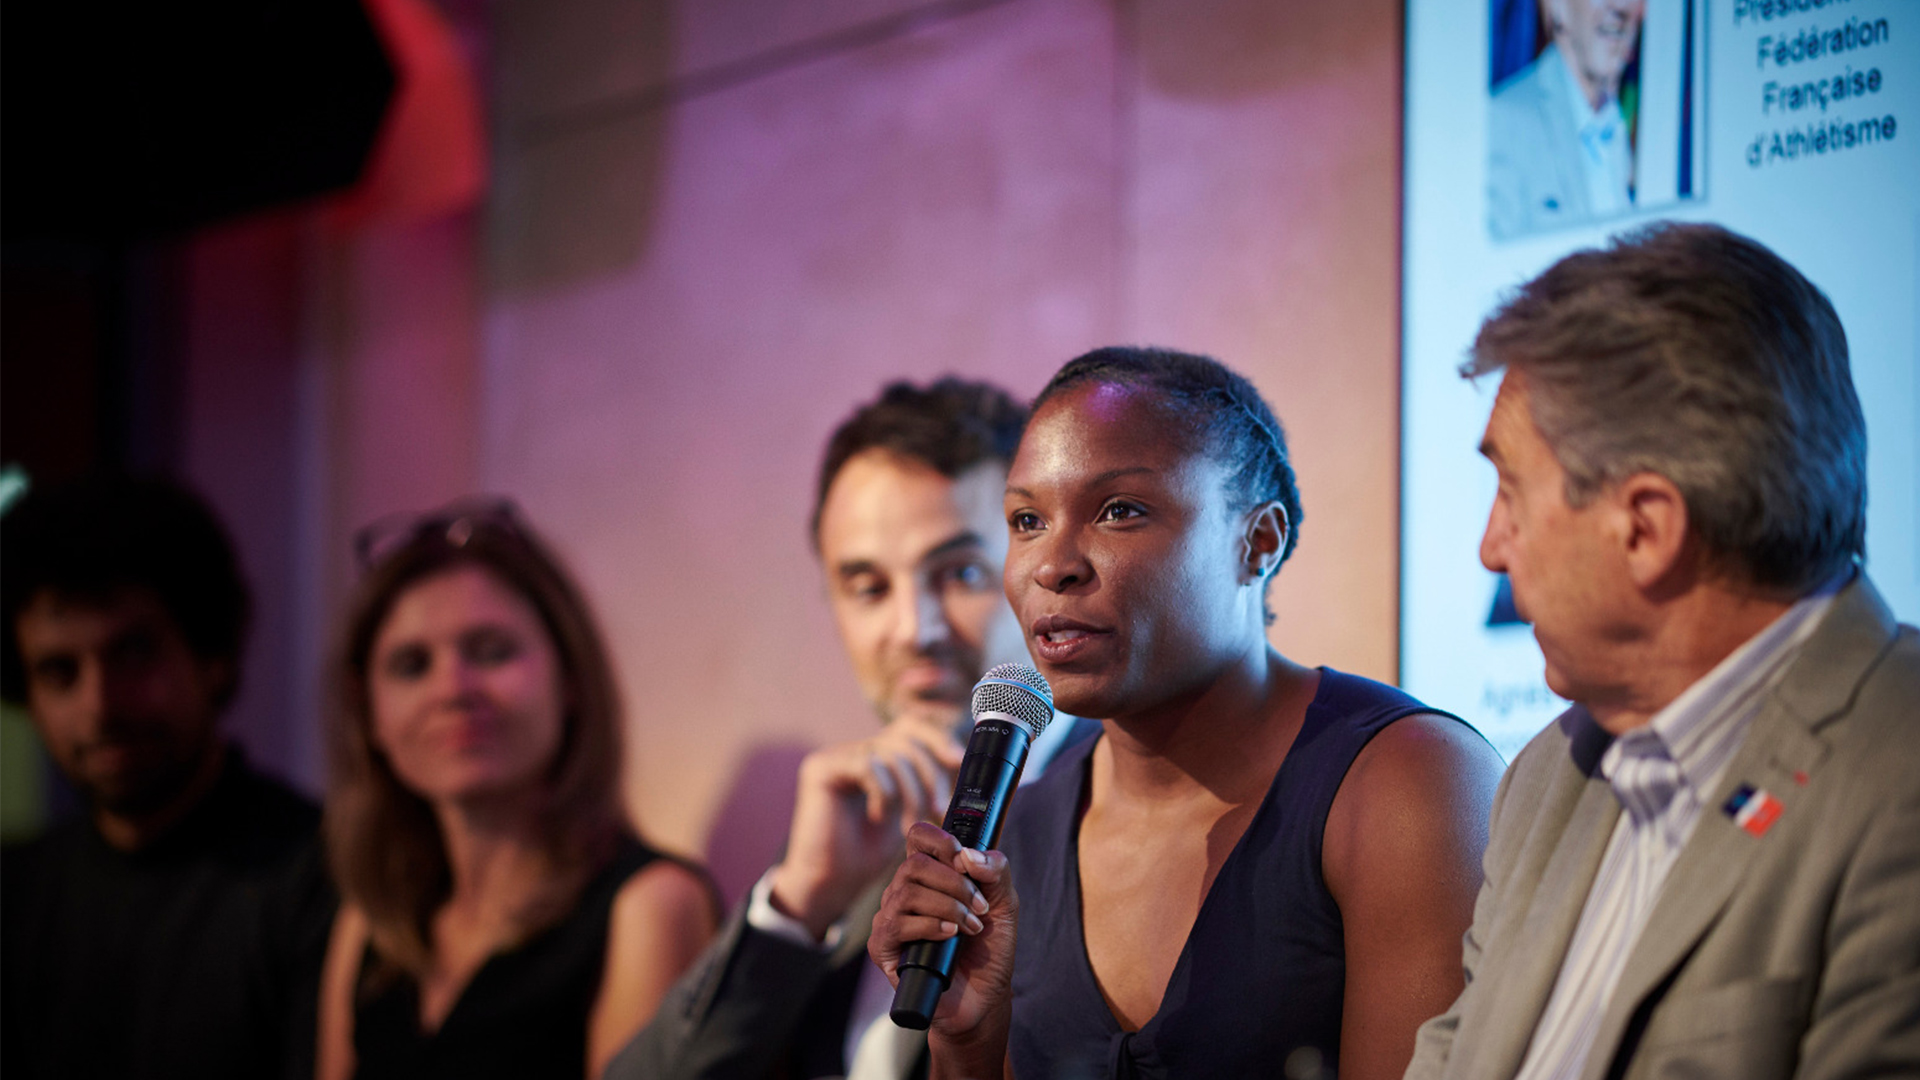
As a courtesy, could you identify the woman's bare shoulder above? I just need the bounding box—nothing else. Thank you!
[1323,713,1504,898]
[609,858,719,935]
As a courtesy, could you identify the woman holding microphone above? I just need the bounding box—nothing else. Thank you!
[869,348,1502,1080]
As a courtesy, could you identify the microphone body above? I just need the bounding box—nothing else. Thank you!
[890,664,1053,1031]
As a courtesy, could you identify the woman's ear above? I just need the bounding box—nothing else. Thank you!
[1242,501,1288,583]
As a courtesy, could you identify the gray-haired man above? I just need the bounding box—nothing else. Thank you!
[1406,222,1919,1079]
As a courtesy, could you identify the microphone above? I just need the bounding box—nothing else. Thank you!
[889,662,1054,1030]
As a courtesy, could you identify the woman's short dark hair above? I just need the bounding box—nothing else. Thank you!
[1034,345,1304,566]
[326,503,626,979]
[810,377,1029,550]
[1,474,251,706]
[1031,347,1304,625]
[1465,221,1864,593]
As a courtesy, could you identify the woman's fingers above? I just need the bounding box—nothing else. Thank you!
[873,827,1004,974]
[899,855,985,924]
[951,845,1007,889]
[904,820,962,860]
[903,824,1005,887]
[869,827,1021,1040]
[894,825,996,916]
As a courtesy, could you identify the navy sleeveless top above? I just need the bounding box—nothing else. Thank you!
[999,669,1458,1079]
[353,836,680,1080]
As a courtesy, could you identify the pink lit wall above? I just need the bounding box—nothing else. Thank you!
[181,0,1405,903]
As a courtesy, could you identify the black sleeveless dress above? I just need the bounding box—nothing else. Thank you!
[352,837,672,1080]
[999,669,1464,1079]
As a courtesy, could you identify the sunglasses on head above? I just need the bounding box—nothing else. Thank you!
[352,497,530,573]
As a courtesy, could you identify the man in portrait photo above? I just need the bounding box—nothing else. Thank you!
[1487,0,1646,240]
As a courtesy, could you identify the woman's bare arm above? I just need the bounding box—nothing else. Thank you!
[587,860,721,1078]
[316,904,370,1080]
[1323,714,1502,1080]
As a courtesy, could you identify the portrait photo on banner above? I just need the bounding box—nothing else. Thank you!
[1486,0,1707,241]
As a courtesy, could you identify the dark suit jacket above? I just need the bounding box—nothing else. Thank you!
[603,868,915,1080]
[609,715,1102,1080]
[1405,576,1920,1080]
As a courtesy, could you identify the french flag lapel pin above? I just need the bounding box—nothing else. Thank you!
[1723,785,1784,838]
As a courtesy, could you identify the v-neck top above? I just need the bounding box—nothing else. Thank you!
[999,669,1456,1079]
[351,836,665,1080]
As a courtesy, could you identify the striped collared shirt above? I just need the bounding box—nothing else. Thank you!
[1512,575,1846,1080]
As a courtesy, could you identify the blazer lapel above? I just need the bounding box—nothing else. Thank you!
[1578,724,1793,1080]
[1464,755,1622,1079]
[1579,578,1895,1079]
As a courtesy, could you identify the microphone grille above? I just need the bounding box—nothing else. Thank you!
[971,663,1054,736]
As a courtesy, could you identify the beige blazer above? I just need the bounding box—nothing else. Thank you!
[1406,576,1920,1080]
